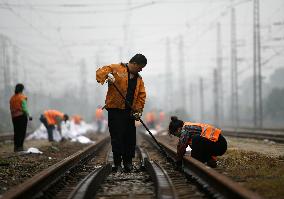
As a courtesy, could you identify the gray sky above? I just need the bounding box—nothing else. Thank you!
[1,0,284,116]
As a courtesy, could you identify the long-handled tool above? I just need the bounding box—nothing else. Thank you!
[109,80,170,159]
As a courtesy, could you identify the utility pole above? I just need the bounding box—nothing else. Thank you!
[189,83,194,119]
[95,52,102,105]
[165,38,173,112]
[1,35,12,106]
[0,35,4,107]
[213,68,219,126]
[253,0,262,128]
[199,77,204,122]
[80,59,88,117]
[12,45,19,85]
[123,0,132,58]
[179,35,186,110]
[216,22,224,125]
[231,6,239,127]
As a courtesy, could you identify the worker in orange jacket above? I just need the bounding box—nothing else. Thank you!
[39,110,69,142]
[10,83,32,152]
[95,105,104,133]
[145,111,156,129]
[96,54,147,172]
[168,116,227,168]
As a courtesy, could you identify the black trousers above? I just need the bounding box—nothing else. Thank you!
[107,109,136,166]
[40,114,55,141]
[191,134,227,163]
[12,114,28,151]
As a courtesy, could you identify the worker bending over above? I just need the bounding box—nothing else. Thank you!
[40,110,69,142]
[168,116,227,168]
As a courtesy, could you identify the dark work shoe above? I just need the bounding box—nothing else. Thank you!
[14,147,24,152]
[123,163,133,172]
[112,165,123,173]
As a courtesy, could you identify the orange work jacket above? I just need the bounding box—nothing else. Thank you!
[10,94,27,118]
[183,122,221,142]
[44,110,64,125]
[96,63,146,111]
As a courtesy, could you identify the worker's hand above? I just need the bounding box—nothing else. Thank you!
[107,73,115,84]
[132,111,142,121]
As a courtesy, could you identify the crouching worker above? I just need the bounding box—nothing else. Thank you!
[168,116,227,168]
[39,110,69,142]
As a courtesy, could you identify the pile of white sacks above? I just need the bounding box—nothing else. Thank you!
[27,120,108,144]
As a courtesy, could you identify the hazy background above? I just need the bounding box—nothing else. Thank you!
[1,0,284,132]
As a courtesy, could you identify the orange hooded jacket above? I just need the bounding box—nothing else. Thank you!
[44,110,64,125]
[96,63,146,112]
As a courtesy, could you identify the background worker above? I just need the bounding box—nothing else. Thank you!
[168,116,227,168]
[10,83,32,152]
[71,114,82,125]
[96,53,147,172]
[39,110,69,142]
[145,111,156,129]
[95,105,104,133]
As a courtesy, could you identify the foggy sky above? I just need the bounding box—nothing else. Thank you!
[1,0,284,123]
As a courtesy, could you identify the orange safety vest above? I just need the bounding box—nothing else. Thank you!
[96,63,146,111]
[72,115,82,124]
[10,94,27,118]
[95,108,103,120]
[44,110,64,125]
[146,112,156,123]
[159,112,165,122]
[183,122,221,142]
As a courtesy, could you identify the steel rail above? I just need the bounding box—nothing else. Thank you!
[67,163,112,199]
[1,136,110,199]
[158,138,263,199]
[156,128,284,143]
[0,132,33,142]
[222,128,284,143]
[71,145,178,199]
[137,146,178,199]
[145,160,178,199]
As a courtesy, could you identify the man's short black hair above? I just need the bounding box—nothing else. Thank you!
[15,83,24,94]
[129,54,147,67]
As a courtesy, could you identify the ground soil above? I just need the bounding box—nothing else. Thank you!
[217,137,284,199]
[163,134,284,199]
[0,133,283,199]
[0,132,105,195]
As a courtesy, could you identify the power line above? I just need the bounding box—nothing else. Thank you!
[1,0,74,65]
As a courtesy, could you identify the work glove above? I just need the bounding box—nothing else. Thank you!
[132,111,142,121]
[28,116,33,121]
[107,73,115,84]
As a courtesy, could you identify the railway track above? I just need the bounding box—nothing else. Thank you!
[1,136,110,199]
[221,128,284,143]
[157,127,284,143]
[0,132,32,142]
[141,132,262,199]
[1,132,263,199]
